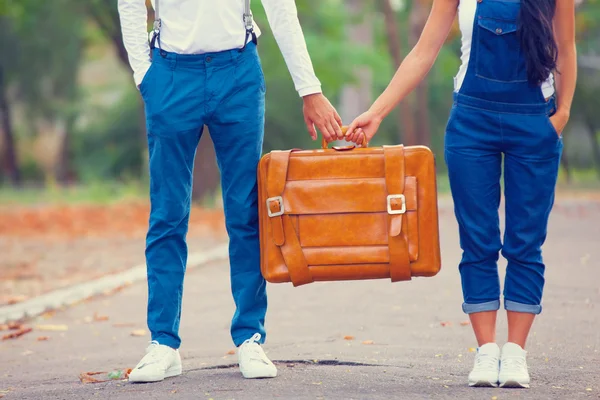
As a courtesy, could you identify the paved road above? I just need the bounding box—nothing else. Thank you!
[2,199,599,400]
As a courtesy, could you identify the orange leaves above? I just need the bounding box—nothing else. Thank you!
[79,369,132,384]
[0,202,225,239]
[2,326,32,341]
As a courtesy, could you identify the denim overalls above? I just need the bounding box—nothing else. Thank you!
[445,0,562,315]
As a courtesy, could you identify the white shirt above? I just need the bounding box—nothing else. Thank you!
[454,0,554,98]
[118,0,322,97]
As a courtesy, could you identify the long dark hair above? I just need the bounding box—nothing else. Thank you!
[518,0,558,84]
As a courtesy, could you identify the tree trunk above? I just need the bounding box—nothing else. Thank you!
[381,0,416,145]
[585,119,600,179]
[409,0,431,145]
[0,67,20,186]
[192,127,220,205]
[338,0,373,138]
[560,145,571,184]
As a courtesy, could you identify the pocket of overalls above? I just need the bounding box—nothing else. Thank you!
[476,17,528,83]
[543,110,562,140]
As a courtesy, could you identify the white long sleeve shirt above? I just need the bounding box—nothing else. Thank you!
[117,0,322,97]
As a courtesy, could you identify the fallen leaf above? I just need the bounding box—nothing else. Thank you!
[37,336,50,341]
[312,382,322,385]
[5,295,27,305]
[79,372,107,384]
[36,324,68,332]
[491,397,498,400]
[362,340,374,345]
[41,310,56,319]
[344,335,355,341]
[130,329,147,337]
[171,389,178,394]
[468,347,476,353]
[2,327,33,340]
[112,323,136,328]
[440,321,452,327]
[0,325,8,331]
[93,313,109,322]
[7,322,22,330]
[226,350,235,355]
[22,350,34,356]
[80,369,132,384]
[586,388,593,392]
[460,321,471,326]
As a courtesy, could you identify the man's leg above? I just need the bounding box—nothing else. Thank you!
[129,51,206,383]
[143,54,206,350]
[205,44,267,348]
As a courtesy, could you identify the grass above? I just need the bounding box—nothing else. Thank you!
[0,170,598,206]
[0,181,148,206]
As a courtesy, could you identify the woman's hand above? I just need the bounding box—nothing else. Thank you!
[345,110,383,145]
[550,109,570,136]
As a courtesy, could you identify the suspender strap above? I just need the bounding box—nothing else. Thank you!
[150,0,161,50]
[241,0,257,50]
[151,0,255,51]
[383,145,412,282]
[266,151,313,287]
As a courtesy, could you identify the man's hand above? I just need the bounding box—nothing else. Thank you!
[302,93,343,142]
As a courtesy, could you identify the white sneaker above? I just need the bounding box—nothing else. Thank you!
[128,341,182,383]
[468,343,500,387]
[238,333,277,379]
[499,342,530,388]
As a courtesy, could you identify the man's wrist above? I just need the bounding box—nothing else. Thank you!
[299,86,322,98]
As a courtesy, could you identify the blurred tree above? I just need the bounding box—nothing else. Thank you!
[1,0,84,185]
[0,18,20,185]
[381,0,416,144]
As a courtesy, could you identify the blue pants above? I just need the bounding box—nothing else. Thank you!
[445,94,563,315]
[140,44,267,349]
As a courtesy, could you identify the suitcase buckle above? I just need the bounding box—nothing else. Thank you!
[266,196,285,217]
[387,194,406,215]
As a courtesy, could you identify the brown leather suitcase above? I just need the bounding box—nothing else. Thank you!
[257,132,441,286]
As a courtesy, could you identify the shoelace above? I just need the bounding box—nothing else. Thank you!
[140,341,170,365]
[475,354,499,370]
[501,356,526,371]
[241,333,269,364]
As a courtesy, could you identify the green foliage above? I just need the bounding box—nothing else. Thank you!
[1,0,84,122]
[72,90,146,182]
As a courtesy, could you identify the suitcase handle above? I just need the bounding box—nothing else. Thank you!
[321,126,368,150]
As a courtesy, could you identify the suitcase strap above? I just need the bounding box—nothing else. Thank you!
[383,146,412,282]
[267,151,314,287]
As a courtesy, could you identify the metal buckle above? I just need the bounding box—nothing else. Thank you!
[387,194,406,215]
[243,13,253,31]
[266,196,284,217]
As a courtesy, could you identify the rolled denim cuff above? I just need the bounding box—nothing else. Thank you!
[462,300,500,314]
[505,299,542,315]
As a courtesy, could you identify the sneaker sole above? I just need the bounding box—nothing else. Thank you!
[241,370,278,379]
[469,380,499,388]
[129,365,182,383]
[500,380,529,389]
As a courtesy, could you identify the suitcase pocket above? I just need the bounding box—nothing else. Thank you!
[293,176,419,264]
